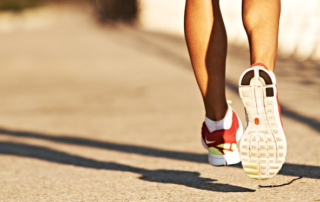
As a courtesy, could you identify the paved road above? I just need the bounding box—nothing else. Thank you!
[0,6,319,201]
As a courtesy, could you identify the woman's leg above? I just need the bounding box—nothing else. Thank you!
[184,0,228,121]
[239,0,285,179]
[242,0,281,71]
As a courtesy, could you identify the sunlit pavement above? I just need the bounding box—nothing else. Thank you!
[0,6,319,201]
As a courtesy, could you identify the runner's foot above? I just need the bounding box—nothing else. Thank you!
[238,62,287,179]
[201,106,243,166]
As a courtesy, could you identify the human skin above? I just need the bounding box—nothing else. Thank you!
[184,0,281,121]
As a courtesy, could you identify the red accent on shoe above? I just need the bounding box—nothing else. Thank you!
[201,111,239,155]
[250,62,269,71]
[255,118,259,125]
[275,85,283,127]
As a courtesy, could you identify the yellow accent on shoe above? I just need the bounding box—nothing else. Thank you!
[217,143,237,150]
[209,147,223,155]
[217,143,230,149]
[211,143,237,155]
[232,143,237,151]
[243,164,259,169]
[245,170,259,175]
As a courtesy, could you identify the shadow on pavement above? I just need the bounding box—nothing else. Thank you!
[0,128,319,179]
[0,142,255,193]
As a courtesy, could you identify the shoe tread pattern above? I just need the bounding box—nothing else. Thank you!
[239,68,287,180]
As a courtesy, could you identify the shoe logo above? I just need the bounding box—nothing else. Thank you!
[205,138,215,144]
[202,111,240,156]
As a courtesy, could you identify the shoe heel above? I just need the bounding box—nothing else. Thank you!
[202,138,241,166]
[239,66,287,180]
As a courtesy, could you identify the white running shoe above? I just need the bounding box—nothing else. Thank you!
[238,62,287,180]
[201,106,243,166]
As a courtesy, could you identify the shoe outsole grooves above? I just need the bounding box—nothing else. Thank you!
[238,67,287,180]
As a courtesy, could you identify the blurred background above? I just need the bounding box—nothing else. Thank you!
[139,0,320,61]
[1,0,320,60]
[0,1,319,201]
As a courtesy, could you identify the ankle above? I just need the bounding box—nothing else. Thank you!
[252,61,275,72]
[205,103,228,121]
[205,106,233,132]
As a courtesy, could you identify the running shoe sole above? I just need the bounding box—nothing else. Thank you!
[238,66,287,179]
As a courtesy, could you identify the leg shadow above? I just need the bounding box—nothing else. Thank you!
[0,142,255,193]
[0,128,320,179]
[0,128,319,179]
[0,128,207,163]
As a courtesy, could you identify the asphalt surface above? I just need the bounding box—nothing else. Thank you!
[0,6,319,201]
